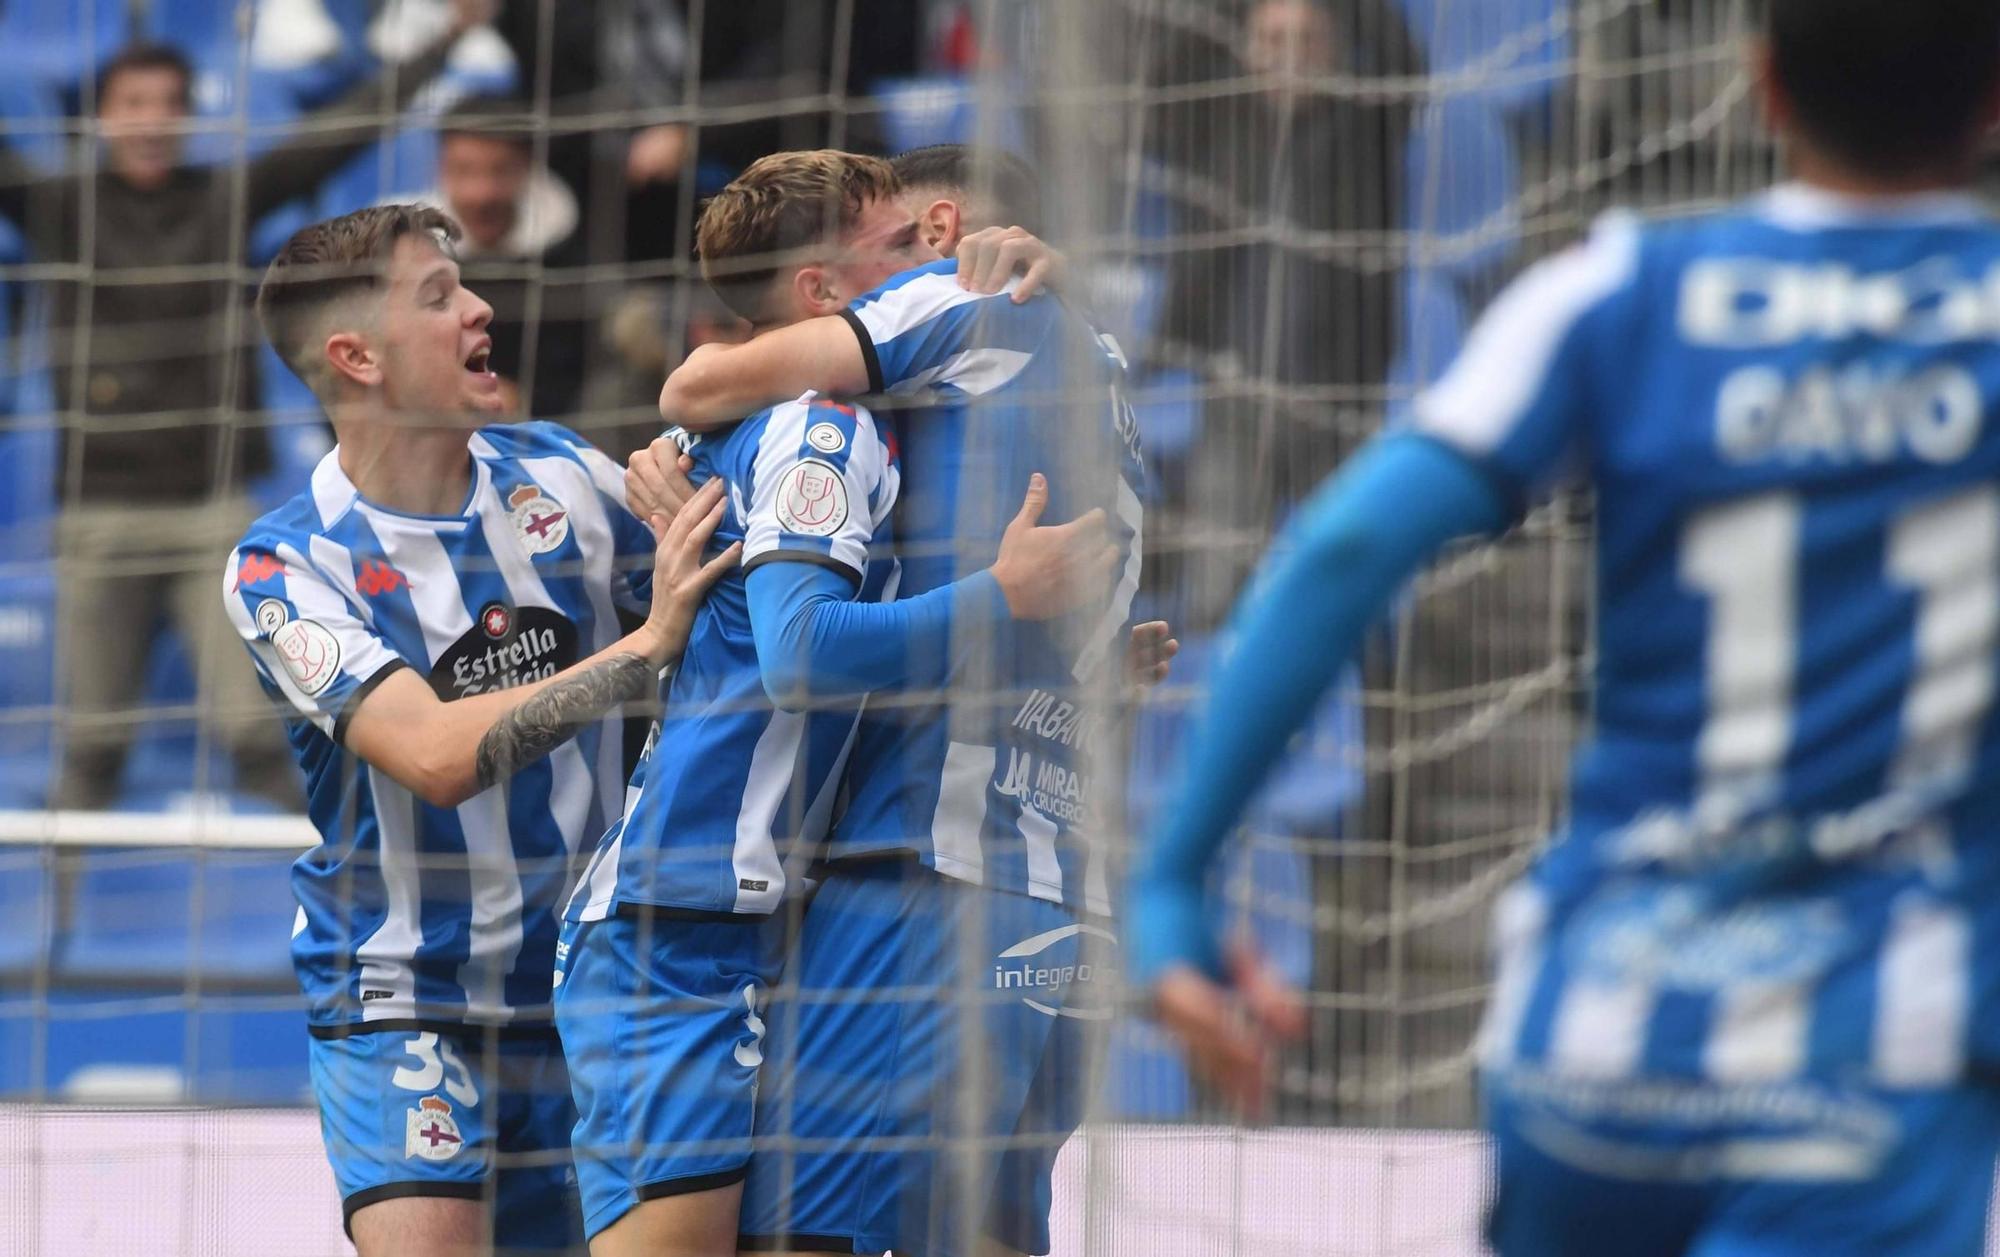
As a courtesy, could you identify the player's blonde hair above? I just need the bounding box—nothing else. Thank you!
[256,203,462,394]
[696,150,901,323]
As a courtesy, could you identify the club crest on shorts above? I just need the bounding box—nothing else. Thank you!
[507,483,570,555]
[270,619,340,696]
[775,459,849,537]
[405,1095,465,1161]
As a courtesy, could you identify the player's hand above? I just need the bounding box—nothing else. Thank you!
[640,478,740,666]
[627,437,699,521]
[627,123,690,186]
[1125,620,1178,691]
[989,474,1119,620]
[957,226,1066,302]
[448,0,498,35]
[1152,940,1308,1120]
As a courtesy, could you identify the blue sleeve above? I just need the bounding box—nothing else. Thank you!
[1126,432,1511,984]
[843,261,1056,396]
[745,562,1009,712]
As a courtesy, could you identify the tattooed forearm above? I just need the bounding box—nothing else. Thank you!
[474,652,657,790]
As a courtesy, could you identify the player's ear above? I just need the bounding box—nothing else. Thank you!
[919,198,958,253]
[323,330,382,390]
[1748,37,1791,136]
[791,263,844,318]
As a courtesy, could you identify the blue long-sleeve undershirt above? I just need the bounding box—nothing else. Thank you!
[745,561,1008,712]
[1127,431,1512,984]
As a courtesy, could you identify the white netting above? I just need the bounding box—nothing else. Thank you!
[0,2,1781,1254]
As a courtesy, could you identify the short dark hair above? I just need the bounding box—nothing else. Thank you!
[257,204,462,391]
[1767,0,2000,177]
[440,95,536,151]
[890,144,1042,234]
[96,42,194,110]
[695,150,902,322]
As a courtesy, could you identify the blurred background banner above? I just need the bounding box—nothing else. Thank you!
[0,1,1783,1252]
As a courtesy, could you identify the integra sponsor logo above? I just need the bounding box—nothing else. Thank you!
[430,604,579,698]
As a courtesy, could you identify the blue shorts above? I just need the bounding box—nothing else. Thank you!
[740,858,1112,1257]
[308,1024,582,1251]
[1485,1068,2000,1257]
[553,908,786,1239]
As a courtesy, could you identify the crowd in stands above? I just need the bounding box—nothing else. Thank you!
[0,0,1589,1112]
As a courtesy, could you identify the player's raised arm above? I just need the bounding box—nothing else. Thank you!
[659,315,873,431]
[229,479,738,811]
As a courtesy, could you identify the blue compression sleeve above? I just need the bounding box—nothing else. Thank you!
[1127,432,1512,984]
[746,561,1008,711]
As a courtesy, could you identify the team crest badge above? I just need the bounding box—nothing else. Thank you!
[405,1095,465,1161]
[507,483,570,555]
[774,459,849,538]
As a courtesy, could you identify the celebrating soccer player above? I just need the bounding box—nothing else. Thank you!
[551,149,1117,1257]
[1129,1,2000,1253]
[656,142,1147,1257]
[224,204,736,1257]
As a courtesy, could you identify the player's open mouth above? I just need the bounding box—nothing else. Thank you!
[464,345,492,375]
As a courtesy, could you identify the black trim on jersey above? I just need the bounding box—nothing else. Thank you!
[738,1233,859,1253]
[307,1017,561,1043]
[342,1181,485,1235]
[741,548,863,589]
[636,1164,748,1201]
[612,901,770,926]
[332,658,411,747]
[839,307,885,395]
[1398,430,1530,528]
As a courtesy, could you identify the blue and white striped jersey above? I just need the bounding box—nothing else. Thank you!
[1419,185,2000,1091]
[224,422,656,1031]
[564,396,900,921]
[827,260,1146,915]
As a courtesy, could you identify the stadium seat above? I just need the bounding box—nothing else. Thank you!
[0,845,53,978]
[118,628,239,804]
[1126,367,1202,467]
[0,74,68,178]
[872,75,1027,155]
[0,572,56,810]
[1405,97,1519,282]
[0,0,130,101]
[0,991,309,1103]
[61,847,300,988]
[1395,0,1568,113]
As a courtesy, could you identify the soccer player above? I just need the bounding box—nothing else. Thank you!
[553,150,1115,1257]
[1130,2,2000,1254]
[224,204,735,1257]
[658,143,1146,1257]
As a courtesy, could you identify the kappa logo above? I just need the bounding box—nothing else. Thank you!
[507,483,570,555]
[405,1095,465,1161]
[355,559,408,598]
[774,458,848,537]
[236,553,286,589]
[992,922,1118,1020]
[270,619,341,697]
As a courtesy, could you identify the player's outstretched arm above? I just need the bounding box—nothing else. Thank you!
[1128,431,1508,1113]
[748,473,1117,711]
[660,318,871,433]
[342,480,739,809]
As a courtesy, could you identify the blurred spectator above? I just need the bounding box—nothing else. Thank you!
[1146,0,1418,625]
[405,96,588,420]
[488,0,919,263]
[0,0,491,810]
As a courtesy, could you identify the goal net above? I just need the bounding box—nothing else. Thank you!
[0,1,1773,1253]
